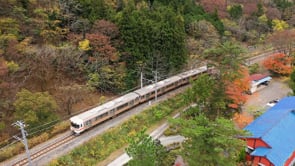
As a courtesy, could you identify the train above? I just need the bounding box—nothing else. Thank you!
[70,65,208,134]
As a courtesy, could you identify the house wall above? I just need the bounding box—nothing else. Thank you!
[285,151,295,166]
[253,156,274,166]
[246,138,269,148]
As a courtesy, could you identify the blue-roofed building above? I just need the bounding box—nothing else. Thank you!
[243,96,295,166]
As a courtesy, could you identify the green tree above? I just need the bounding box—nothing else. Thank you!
[117,6,186,88]
[204,41,245,80]
[0,18,20,36]
[126,129,168,166]
[186,74,227,118]
[13,89,58,128]
[228,4,243,20]
[170,115,246,166]
[78,0,114,22]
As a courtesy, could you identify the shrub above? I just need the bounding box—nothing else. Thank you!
[28,132,49,148]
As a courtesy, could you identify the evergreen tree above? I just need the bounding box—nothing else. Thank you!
[170,115,246,166]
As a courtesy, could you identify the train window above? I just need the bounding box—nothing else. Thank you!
[129,100,134,105]
[71,122,80,128]
[86,120,91,126]
[118,103,128,110]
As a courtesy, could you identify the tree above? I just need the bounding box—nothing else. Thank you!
[55,84,91,115]
[78,0,113,22]
[0,18,20,36]
[272,19,289,31]
[267,29,295,56]
[204,41,245,80]
[87,65,126,93]
[225,67,250,109]
[186,20,220,54]
[90,19,120,40]
[263,53,293,75]
[227,4,243,20]
[170,115,246,166]
[233,111,254,129]
[71,18,90,39]
[186,74,227,118]
[85,33,117,64]
[13,89,58,128]
[117,6,186,88]
[126,129,168,166]
[199,0,228,18]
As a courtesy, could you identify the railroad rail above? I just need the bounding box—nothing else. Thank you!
[12,134,75,166]
[5,48,293,166]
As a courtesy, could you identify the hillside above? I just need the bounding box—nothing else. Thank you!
[0,0,294,148]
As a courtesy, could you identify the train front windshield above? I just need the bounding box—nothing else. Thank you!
[71,122,81,128]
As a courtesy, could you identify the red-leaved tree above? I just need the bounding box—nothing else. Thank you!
[225,67,250,109]
[263,53,293,75]
[233,111,254,129]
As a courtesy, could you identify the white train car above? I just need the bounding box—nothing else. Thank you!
[70,92,140,134]
[134,75,182,103]
[70,65,208,134]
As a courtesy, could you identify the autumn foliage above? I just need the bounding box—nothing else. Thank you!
[225,67,250,109]
[263,53,293,75]
[233,112,254,129]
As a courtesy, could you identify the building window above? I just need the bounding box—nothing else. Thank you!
[246,146,254,153]
[289,158,295,166]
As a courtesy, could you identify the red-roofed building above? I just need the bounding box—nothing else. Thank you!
[249,74,272,94]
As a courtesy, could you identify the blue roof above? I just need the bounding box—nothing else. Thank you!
[244,96,295,165]
[254,76,272,85]
[251,147,270,156]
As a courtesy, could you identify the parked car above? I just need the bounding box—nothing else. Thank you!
[266,99,279,107]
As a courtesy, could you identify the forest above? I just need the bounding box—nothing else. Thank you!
[0,0,295,165]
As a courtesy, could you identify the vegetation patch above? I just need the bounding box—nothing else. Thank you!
[0,121,69,162]
[49,93,187,166]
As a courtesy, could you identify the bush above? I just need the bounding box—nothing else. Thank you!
[50,121,70,136]
[28,132,49,148]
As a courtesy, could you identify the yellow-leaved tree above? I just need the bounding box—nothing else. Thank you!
[272,19,289,31]
[78,39,91,51]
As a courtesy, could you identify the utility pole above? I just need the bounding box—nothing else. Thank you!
[154,53,159,102]
[154,70,158,101]
[140,71,143,88]
[12,121,32,166]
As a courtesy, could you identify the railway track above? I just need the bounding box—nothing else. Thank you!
[4,48,291,166]
[12,134,75,166]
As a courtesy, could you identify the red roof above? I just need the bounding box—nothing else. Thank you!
[249,74,269,81]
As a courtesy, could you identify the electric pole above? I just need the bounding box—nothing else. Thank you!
[154,70,158,101]
[12,121,32,166]
[140,71,143,88]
